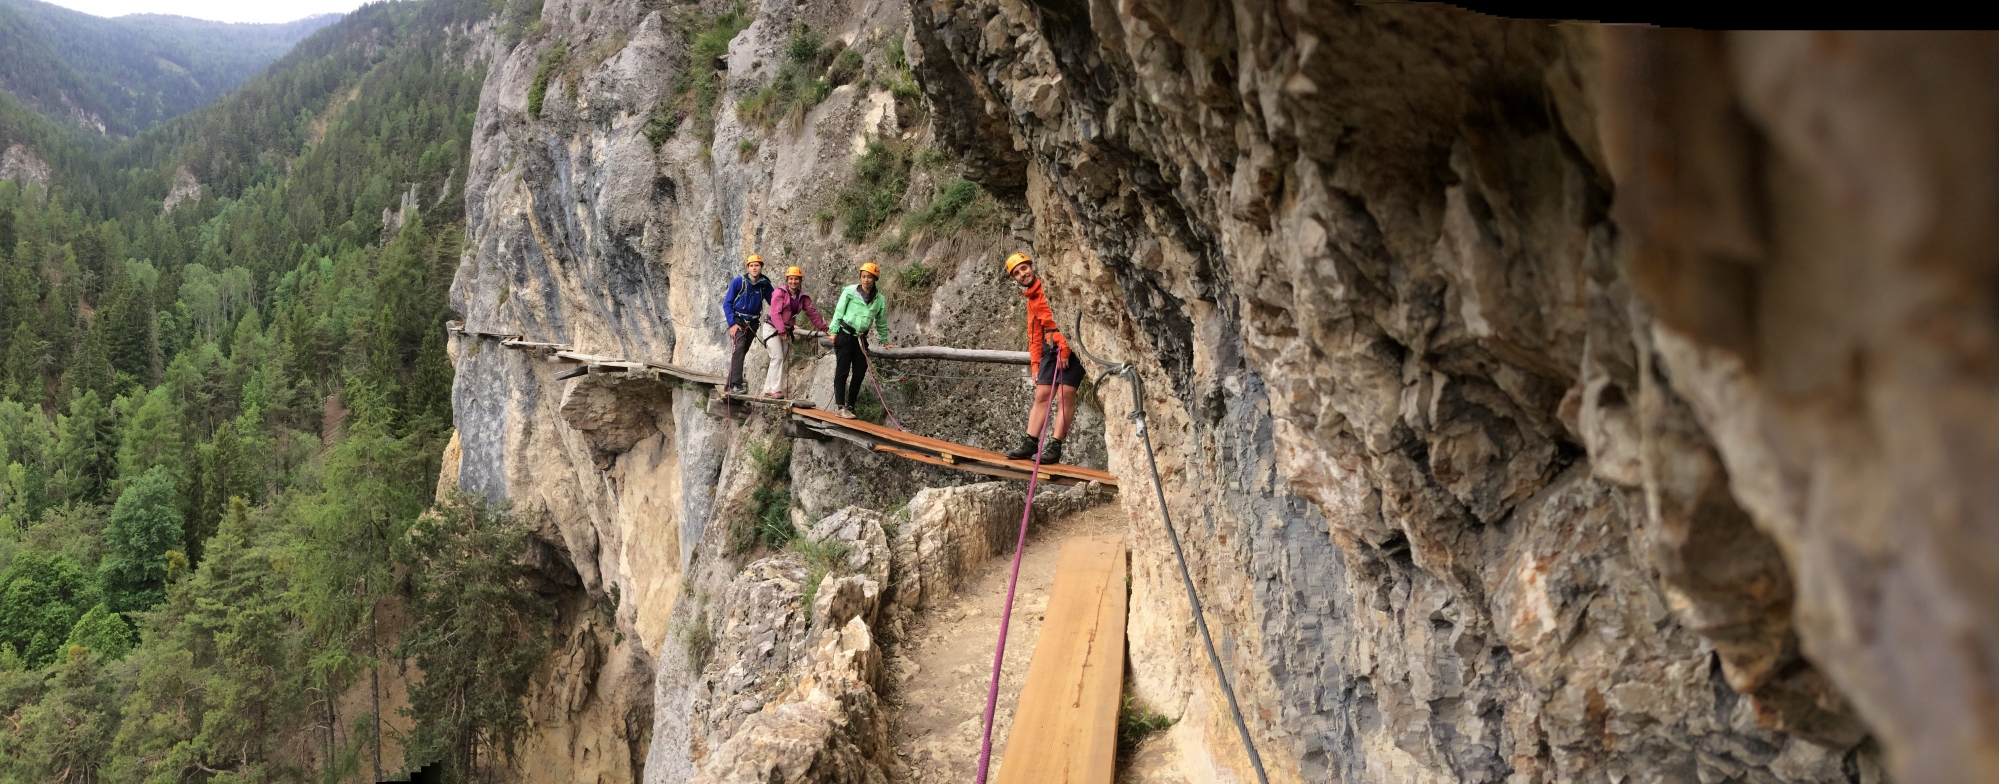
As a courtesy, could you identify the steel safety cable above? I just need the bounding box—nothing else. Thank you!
[1070,315,1272,784]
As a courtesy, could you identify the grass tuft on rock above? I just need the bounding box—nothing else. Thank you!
[670,3,752,147]
[732,436,797,553]
[790,536,854,620]
[1117,696,1177,754]
[832,139,912,240]
[905,177,1002,238]
[739,25,857,130]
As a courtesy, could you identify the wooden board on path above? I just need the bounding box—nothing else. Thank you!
[995,535,1128,784]
[791,407,1117,487]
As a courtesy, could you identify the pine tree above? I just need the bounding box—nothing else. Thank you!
[48,389,116,505]
[113,385,185,492]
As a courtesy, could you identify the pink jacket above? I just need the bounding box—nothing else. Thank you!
[767,286,827,336]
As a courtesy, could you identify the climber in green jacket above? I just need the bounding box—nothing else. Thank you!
[828,261,895,418]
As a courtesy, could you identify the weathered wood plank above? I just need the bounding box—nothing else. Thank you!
[792,407,1117,486]
[501,339,570,350]
[646,361,726,387]
[553,351,631,365]
[995,535,1128,784]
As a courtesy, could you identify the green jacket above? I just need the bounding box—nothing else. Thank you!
[829,284,889,341]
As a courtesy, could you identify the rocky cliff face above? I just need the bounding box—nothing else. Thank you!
[443,0,1093,779]
[444,0,1999,781]
[909,3,1998,783]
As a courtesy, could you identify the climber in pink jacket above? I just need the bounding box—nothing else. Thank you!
[761,265,828,398]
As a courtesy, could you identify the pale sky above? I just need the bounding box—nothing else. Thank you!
[38,0,367,25]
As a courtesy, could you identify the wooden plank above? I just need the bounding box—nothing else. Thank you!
[995,535,1128,784]
[554,350,631,365]
[870,445,1081,485]
[806,421,882,450]
[501,339,570,350]
[646,361,726,387]
[792,407,1117,486]
[710,390,798,407]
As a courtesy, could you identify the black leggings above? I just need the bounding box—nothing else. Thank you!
[833,331,868,407]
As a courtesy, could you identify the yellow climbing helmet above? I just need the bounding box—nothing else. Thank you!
[745,253,764,266]
[1004,251,1032,273]
[785,265,804,278]
[859,261,882,277]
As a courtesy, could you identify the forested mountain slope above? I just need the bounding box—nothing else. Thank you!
[0,0,529,780]
[0,0,337,136]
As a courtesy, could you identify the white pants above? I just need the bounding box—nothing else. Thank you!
[759,326,790,397]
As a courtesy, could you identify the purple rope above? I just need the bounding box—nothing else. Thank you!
[972,381,1063,784]
[864,354,908,432]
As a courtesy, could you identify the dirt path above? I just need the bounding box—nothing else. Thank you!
[885,504,1127,782]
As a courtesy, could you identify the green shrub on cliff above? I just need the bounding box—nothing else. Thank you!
[528,42,567,119]
[738,24,846,130]
[834,139,913,240]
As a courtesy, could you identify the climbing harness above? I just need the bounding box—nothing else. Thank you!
[1069,315,1273,784]
[972,378,1063,784]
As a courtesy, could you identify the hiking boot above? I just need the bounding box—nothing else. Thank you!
[1003,434,1039,461]
[1042,438,1064,465]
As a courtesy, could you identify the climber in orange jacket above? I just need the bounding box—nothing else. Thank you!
[1001,251,1082,464]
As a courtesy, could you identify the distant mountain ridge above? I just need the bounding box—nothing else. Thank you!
[0,0,339,136]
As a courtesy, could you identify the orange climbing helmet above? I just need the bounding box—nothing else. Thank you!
[785,265,804,278]
[859,261,882,277]
[745,253,764,266]
[1004,251,1032,273]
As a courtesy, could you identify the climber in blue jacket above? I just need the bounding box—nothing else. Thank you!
[722,254,775,394]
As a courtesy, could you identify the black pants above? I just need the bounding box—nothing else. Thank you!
[726,323,757,390]
[832,331,868,407]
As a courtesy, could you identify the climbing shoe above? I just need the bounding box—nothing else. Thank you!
[1003,434,1039,461]
[838,406,857,420]
[1043,438,1064,465]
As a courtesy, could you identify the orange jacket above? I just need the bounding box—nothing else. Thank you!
[1022,279,1068,372]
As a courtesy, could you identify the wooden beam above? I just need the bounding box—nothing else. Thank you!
[501,339,571,350]
[646,361,726,387]
[801,420,883,451]
[995,535,1128,784]
[792,407,1117,487]
[554,350,631,365]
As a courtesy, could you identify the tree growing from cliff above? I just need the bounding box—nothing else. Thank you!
[396,492,555,781]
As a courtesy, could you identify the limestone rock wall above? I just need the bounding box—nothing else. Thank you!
[442,0,1093,779]
[443,0,1999,780]
[0,143,49,190]
[904,3,1998,784]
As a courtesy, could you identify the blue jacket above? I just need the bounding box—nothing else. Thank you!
[722,274,774,327]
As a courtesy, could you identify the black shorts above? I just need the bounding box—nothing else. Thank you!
[1035,343,1084,387]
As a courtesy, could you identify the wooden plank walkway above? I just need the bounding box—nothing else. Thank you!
[792,407,1117,488]
[451,325,1115,490]
[996,535,1128,784]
